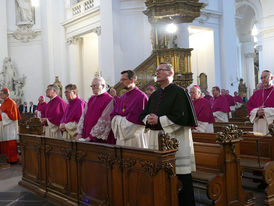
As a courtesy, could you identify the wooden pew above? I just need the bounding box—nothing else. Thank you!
[192,125,274,206]
[214,121,253,133]
[19,133,178,206]
[230,104,249,122]
[192,126,254,206]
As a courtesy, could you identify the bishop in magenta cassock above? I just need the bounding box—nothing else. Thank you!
[60,84,85,140]
[77,77,116,144]
[190,85,215,133]
[111,70,148,148]
[212,86,230,122]
[234,91,243,109]
[35,96,47,118]
[247,70,274,135]
[0,88,20,163]
[43,84,67,138]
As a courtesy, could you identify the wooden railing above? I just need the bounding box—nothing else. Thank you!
[19,134,178,206]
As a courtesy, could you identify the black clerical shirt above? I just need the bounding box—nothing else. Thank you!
[140,83,197,130]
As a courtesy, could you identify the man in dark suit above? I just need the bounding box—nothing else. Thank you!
[19,101,28,114]
[29,101,37,113]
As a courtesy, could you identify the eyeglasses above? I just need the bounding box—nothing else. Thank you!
[90,84,99,88]
[120,78,129,81]
[155,68,170,75]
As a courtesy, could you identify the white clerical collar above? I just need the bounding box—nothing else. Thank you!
[50,95,57,100]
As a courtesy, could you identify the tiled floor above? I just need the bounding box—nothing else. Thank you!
[0,164,57,206]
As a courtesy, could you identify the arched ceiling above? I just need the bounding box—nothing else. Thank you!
[236,4,256,42]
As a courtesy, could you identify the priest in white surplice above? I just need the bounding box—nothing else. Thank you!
[247,70,274,135]
[140,63,197,206]
[110,70,148,148]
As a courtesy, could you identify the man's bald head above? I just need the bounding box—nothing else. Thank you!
[261,70,273,89]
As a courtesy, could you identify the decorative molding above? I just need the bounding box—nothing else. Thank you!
[216,124,243,144]
[98,153,116,169]
[12,25,40,43]
[66,37,81,45]
[158,131,179,151]
[244,53,255,58]
[91,26,101,36]
[140,160,175,177]
[117,158,136,169]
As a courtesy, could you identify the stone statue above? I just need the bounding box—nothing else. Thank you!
[54,76,63,97]
[1,58,17,90]
[238,78,247,98]
[15,0,34,25]
[0,57,26,104]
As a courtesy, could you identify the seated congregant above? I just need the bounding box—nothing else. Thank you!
[247,70,274,135]
[59,84,85,140]
[233,91,243,109]
[35,96,47,118]
[77,77,116,144]
[211,86,230,122]
[42,84,67,138]
[190,85,215,133]
[29,101,37,113]
[111,70,148,148]
[19,101,28,114]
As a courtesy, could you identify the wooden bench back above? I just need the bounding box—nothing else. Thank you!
[194,142,224,174]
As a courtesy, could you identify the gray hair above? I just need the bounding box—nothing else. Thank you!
[47,84,60,94]
[92,77,108,93]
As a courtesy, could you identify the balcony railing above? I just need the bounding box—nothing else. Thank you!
[71,0,94,16]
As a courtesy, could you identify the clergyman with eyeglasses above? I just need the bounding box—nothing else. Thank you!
[76,77,116,144]
[140,62,197,206]
[247,70,274,135]
[42,84,67,138]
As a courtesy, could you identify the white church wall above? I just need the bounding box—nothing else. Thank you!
[189,27,215,93]
[6,0,44,104]
[80,33,99,101]
[40,0,67,100]
[118,0,151,84]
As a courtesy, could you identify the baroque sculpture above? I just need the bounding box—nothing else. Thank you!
[0,57,26,104]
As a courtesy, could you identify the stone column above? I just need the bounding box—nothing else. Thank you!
[260,0,274,74]
[67,37,82,84]
[219,0,238,91]
[242,41,255,98]
[99,0,120,86]
[0,0,8,64]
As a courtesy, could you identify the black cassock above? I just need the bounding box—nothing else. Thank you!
[140,83,198,206]
[140,83,197,129]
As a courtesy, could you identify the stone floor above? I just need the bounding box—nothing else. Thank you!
[0,164,57,206]
[0,164,265,206]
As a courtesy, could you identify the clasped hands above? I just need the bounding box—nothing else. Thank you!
[257,107,265,117]
[147,113,158,125]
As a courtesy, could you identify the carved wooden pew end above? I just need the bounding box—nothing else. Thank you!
[192,125,255,206]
